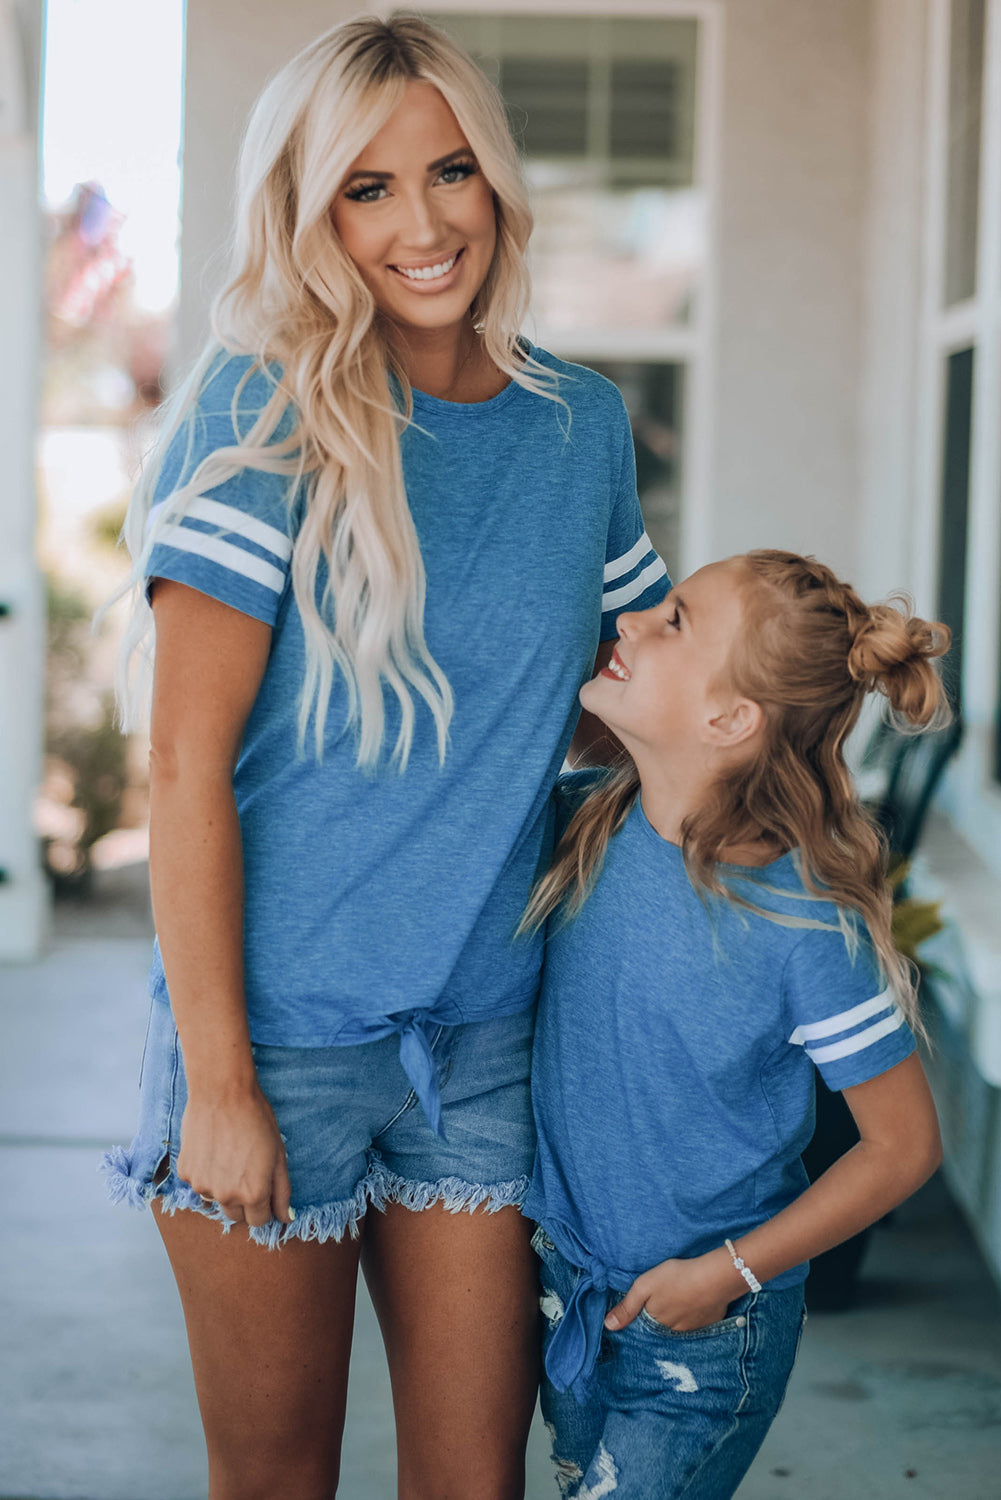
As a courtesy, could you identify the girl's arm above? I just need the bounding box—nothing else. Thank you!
[148,579,292,1229]
[605,1052,941,1332]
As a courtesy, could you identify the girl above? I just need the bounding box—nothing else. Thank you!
[522,550,946,1500]
[101,14,667,1499]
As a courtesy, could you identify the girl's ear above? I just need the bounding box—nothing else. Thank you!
[705,696,762,749]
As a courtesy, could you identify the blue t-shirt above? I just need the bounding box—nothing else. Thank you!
[525,773,915,1395]
[143,349,669,1124]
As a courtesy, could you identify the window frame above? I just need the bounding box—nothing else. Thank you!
[915,0,1001,869]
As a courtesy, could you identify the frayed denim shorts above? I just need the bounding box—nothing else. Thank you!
[103,995,536,1249]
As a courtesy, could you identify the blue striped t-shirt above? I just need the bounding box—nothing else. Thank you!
[142,349,669,1113]
[526,775,916,1392]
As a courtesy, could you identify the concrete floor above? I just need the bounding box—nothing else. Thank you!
[2,863,1000,1500]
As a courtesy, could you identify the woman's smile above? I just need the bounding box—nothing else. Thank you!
[389,245,466,290]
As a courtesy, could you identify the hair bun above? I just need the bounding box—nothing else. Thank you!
[847,599,950,724]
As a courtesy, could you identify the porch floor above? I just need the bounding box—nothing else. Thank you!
[1,863,999,1500]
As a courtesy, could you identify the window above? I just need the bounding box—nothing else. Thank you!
[944,0,986,306]
[936,347,975,707]
[427,6,714,582]
[426,13,704,341]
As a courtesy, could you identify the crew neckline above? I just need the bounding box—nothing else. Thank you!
[633,795,794,876]
[409,341,540,418]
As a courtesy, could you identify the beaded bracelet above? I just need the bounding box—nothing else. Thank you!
[725,1238,762,1293]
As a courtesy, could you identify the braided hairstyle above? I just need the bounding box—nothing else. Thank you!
[523,549,950,1029]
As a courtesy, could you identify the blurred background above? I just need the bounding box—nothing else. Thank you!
[2,2,1001,1497]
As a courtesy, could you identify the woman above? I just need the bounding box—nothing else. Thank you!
[104,15,668,1498]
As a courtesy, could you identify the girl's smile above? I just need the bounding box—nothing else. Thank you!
[600,645,632,682]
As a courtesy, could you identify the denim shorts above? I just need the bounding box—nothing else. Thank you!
[102,995,536,1248]
[533,1228,806,1500]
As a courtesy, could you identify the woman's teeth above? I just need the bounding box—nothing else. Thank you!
[396,255,458,281]
[607,655,630,681]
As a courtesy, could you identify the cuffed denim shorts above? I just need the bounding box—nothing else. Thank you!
[533,1228,806,1500]
[102,995,536,1248]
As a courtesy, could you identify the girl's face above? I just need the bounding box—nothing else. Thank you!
[330,80,497,336]
[580,559,753,757]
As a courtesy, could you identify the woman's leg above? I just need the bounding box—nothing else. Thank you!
[361,1200,539,1500]
[155,1205,363,1500]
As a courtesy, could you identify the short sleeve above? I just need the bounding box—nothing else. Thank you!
[600,404,671,639]
[145,356,298,627]
[782,924,916,1091]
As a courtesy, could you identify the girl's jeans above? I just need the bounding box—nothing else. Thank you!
[534,1228,806,1500]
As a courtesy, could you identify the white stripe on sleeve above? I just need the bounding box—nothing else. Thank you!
[604,532,654,584]
[788,989,894,1046]
[149,497,292,563]
[602,556,668,612]
[155,526,286,594]
[185,497,293,562]
[805,1007,907,1065]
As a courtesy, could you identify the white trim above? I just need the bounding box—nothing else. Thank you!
[788,990,895,1047]
[805,1009,907,1066]
[421,0,721,17]
[602,556,668,611]
[913,0,952,616]
[963,0,1001,728]
[154,528,286,594]
[534,326,702,363]
[149,497,293,562]
[604,531,654,583]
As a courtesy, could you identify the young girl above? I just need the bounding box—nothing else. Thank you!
[522,550,946,1500]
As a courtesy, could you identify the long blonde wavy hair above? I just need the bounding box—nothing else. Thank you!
[115,12,559,767]
[523,551,951,1029]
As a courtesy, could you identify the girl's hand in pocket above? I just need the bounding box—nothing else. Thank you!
[604,1250,742,1333]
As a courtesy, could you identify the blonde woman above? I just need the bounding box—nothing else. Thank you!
[102,14,668,1499]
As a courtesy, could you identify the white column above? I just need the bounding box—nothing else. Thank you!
[0,0,47,959]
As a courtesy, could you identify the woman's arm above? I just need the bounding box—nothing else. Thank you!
[149,579,292,1229]
[605,1052,942,1331]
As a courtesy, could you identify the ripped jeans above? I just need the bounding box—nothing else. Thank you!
[533,1228,805,1500]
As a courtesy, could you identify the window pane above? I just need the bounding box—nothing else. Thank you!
[499,57,590,156]
[587,360,684,580]
[937,347,975,708]
[944,0,985,306]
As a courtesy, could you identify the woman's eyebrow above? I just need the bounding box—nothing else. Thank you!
[343,148,473,185]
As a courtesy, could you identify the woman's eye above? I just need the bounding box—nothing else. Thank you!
[438,161,477,185]
[344,181,387,203]
[667,611,681,630]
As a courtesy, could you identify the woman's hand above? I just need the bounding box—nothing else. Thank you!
[177,1083,293,1229]
[604,1250,742,1333]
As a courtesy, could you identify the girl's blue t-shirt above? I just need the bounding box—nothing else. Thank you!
[525,774,916,1392]
[143,349,669,1054]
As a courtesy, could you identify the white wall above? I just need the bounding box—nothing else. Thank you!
[0,0,47,961]
[178,0,371,368]
[710,0,870,576]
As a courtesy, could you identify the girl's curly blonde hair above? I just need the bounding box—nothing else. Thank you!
[523,550,951,1031]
